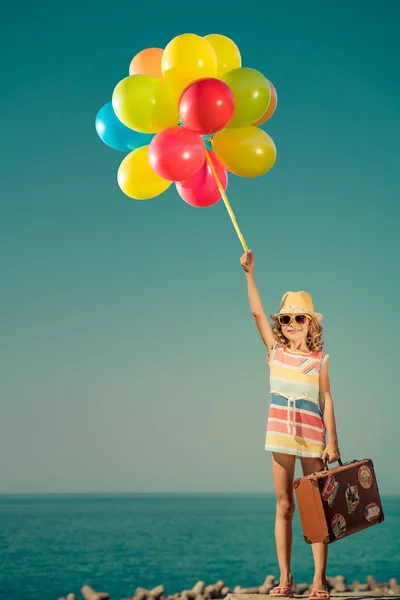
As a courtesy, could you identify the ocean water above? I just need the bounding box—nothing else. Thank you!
[0,495,399,600]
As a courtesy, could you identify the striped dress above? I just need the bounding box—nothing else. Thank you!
[265,343,329,458]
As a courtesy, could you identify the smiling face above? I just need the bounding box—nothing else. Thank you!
[279,314,311,345]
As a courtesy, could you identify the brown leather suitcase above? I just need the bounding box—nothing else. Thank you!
[294,458,384,544]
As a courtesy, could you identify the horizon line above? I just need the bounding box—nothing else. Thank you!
[0,491,398,497]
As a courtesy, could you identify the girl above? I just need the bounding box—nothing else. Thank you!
[240,250,340,600]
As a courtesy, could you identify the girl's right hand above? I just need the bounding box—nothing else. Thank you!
[240,250,255,273]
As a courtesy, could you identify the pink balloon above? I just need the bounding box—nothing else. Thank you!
[179,78,235,135]
[149,126,205,181]
[176,151,228,208]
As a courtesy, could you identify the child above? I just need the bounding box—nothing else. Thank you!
[240,250,340,600]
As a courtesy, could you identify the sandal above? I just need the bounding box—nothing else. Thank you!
[309,590,330,599]
[269,586,294,598]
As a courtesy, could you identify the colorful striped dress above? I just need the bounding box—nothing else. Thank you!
[265,344,329,458]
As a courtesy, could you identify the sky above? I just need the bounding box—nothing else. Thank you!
[1,0,399,494]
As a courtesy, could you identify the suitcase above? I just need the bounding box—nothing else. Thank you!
[294,458,384,544]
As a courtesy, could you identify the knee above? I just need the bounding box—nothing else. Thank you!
[276,495,295,520]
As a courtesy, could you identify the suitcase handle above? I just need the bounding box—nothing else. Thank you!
[323,457,343,470]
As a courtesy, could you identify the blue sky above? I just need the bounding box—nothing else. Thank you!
[1,0,399,494]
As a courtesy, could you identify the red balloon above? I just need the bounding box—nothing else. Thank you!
[179,78,235,135]
[176,151,228,208]
[149,126,205,181]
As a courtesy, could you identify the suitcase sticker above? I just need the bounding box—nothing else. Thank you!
[322,475,340,507]
[332,514,347,538]
[358,465,373,489]
[345,483,360,515]
[364,502,381,523]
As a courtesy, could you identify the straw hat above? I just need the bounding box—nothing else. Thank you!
[270,291,323,321]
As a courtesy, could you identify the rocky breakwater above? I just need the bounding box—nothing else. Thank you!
[57,575,400,600]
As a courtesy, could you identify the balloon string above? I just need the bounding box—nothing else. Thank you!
[204,149,248,253]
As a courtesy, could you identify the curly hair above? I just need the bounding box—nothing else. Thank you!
[271,316,324,353]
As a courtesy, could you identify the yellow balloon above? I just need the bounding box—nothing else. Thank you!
[212,127,276,178]
[161,33,218,98]
[112,75,179,133]
[117,146,172,200]
[204,34,241,77]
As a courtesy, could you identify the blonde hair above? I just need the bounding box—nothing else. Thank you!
[271,316,324,353]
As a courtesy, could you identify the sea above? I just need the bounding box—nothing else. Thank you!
[0,494,399,600]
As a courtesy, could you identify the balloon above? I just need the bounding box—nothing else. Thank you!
[222,68,270,128]
[95,102,154,152]
[179,119,214,148]
[129,48,164,80]
[179,78,235,135]
[253,81,278,126]
[149,126,206,181]
[117,146,172,200]
[112,75,179,133]
[176,151,227,208]
[212,126,276,178]
[161,33,218,98]
[204,34,241,77]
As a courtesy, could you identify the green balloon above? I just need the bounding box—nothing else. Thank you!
[223,67,271,128]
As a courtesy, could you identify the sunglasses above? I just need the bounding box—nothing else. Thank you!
[278,314,311,326]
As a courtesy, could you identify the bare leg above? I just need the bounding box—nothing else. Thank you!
[270,452,296,594]
[301,457,328,593]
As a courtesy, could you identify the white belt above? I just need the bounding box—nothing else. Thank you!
[287,396,297,436]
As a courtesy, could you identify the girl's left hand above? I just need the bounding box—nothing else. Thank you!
[322,443,340,464]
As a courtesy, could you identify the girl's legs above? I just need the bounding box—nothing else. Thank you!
[271,452,296,592]
[300,457,328,593]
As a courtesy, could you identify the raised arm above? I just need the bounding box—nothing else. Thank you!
[240,251,276,353]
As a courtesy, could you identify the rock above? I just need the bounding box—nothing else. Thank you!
[98,594,110,600]
[81,586,101,600]
[192,582,206,595]
[294,584,309,595]
[205,585,220,599]
[389,578,399,592]
[332,575,346,593]
[366,575,378,591]
[348,580,359,592]
[233,587,243,595]
[205,583,225,599]
[240,588,260,594]
[135,589,149,600]
[259,575,276,595]
[208,582,224,598]
[371,587,385,596]
[150,586,165,599]
[194,595,204,600]
[221,587,230,597]
[258,587,270,595]
[66,595,76,600]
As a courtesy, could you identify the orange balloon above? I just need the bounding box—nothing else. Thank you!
[129,48,164,80]
[253,81,278,126]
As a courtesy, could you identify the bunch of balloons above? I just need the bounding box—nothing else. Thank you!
[95,33,278,250]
